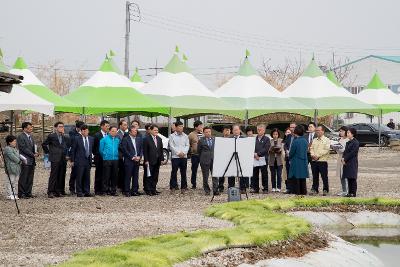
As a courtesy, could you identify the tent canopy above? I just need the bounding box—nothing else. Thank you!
[10,57,81,113]
[64,57,168,115]
[138,47,243,118]
[357,73,400,113]
[0,84,54,115]
[282,58,378,116]
[130,67,145,89]
[214,51,311,119]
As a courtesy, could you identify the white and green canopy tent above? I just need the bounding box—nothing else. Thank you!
[0,84,54,115]
[10,57,81,113]
[282,58,378,124]
[356,73,400,146]
[130,68,145,90]
[214,51,311,123]
[137,47,244,120]
[65,57,168,115]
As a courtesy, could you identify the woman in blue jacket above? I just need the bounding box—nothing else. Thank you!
[288,125,309,195]
[342,128,360,197]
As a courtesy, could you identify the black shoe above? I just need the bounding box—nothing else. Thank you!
[262,189,269,194]
[48,193,55,198]
[191,185,197,189]
[60,191,67,196]
[345,193,356,197]
[124,192,131,197]
[322,190,329,196]
[205,191,211,195]
[77,193,84,197]
[218,187,224,193]
[250,189,259,194]
[146,191,153,196]
[213,191,220,196]
[132,192,141,196]
[26,194,35,198]
[110,192,118,196]
[84,193,93,197]
[70,191,76,195]
[57,192,65,197]
[151,191,157,196]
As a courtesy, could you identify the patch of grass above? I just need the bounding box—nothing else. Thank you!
[60,197,400,267]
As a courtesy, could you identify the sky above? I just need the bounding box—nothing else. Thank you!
[1,0,400,88]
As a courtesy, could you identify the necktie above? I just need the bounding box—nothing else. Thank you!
[153,136,157,147]
[84,137,90,158]
[28,135,32,144]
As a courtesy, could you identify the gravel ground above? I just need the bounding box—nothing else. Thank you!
[0,147,399,266]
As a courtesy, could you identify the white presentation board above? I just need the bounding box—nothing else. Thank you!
[212,137,256,177]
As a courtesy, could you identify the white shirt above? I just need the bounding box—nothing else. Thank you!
[129,135,137,156]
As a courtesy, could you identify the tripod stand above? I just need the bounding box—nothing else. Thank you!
[211,137,248,202]
[0,142,20,214]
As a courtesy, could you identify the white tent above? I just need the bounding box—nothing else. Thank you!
[282,58,378,123]
[0,84,54,115]
[214,52,311,121]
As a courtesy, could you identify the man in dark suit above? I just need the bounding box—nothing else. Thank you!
[68,120,84,195]
[251,124,270,194]
[42,121,70,198]
[93,120,109,195]
[231,124,249,192]
[117,120,128,191]
[304,122,317,162]
[70,124,94,197]
[121,126,143,197]
[283,122,296,194]
[143,124,164,196]
[142,123,152,194]
[17,122,39,199]
[198,126,218,195]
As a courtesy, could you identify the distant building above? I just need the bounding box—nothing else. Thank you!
[334,55,400,127]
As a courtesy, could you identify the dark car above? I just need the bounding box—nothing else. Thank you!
[345,123,400,146]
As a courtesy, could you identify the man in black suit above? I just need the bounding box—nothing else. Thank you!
[17,122,39,199]
[42,121,70,198]
[70,124,94,197]
[68,120,84,195]
[121,126,143,197]
[198,126,218,195]
[142,123,152,194]
[93,120,109,195]
[283,122,296,194]
[117,120,128,191]
[305,122,317,162]
[143,124,164,196]
[251,124,270,194]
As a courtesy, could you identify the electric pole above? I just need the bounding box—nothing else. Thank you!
[124,1,141,78]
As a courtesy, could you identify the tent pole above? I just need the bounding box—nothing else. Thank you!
[13,111,17,134]
[167,108,172,137]
[42,114,45,142]
[378,109,382,151]
[9,111,13,135]
[244,110,249,128]
[314,110,318,127]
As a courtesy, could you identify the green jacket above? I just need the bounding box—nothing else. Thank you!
[4,146,21,176]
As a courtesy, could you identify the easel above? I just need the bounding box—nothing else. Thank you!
[211,137,248,202]
[0,142,20,214]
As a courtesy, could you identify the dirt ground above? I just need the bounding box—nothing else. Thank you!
[0,147,399,266]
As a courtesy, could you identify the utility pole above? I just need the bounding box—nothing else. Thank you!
[124,1,141,78]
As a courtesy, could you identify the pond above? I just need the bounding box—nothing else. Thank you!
[345,239,400,267]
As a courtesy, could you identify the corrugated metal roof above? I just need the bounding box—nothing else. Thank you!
[335,55,400,69]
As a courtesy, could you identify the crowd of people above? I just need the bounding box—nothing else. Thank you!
[2,119,361,200]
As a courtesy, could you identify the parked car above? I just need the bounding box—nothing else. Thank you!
[345,123,400,146]
[137,129,170,165]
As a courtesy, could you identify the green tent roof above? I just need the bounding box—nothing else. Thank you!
[130,68,143,82]
[302,58,324,78]
[238,51,258,76]
[99,58,120,73]
[326,70,341,87]
[13,57,28,70]
[163,46,191,74]
[366,73,386,89]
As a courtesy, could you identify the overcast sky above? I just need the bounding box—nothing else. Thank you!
[1,0,400,88]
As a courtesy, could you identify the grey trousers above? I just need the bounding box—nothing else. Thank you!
[4,174,18,197]
[200,162,218,193]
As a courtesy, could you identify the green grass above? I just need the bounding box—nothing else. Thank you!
[60,197,400,267]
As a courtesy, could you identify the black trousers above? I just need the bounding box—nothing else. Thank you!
[102,160,119,194]
[170,158,188,189]
[311,161,329,193]
[190,155,200,187]
[294,179,307,195]
[270,163,283,189]
[94,156,103,194]
[117,158,125,190]
[48,160,67,195]
[75,161,91,195]
[124,161,140,193]
[69,165,77,193]
[285,157,294,193]
[18,164,35,197]
[148,163,160,192]
[251,165,268,191]
[348,178,357,196]
[143,164,149,192]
